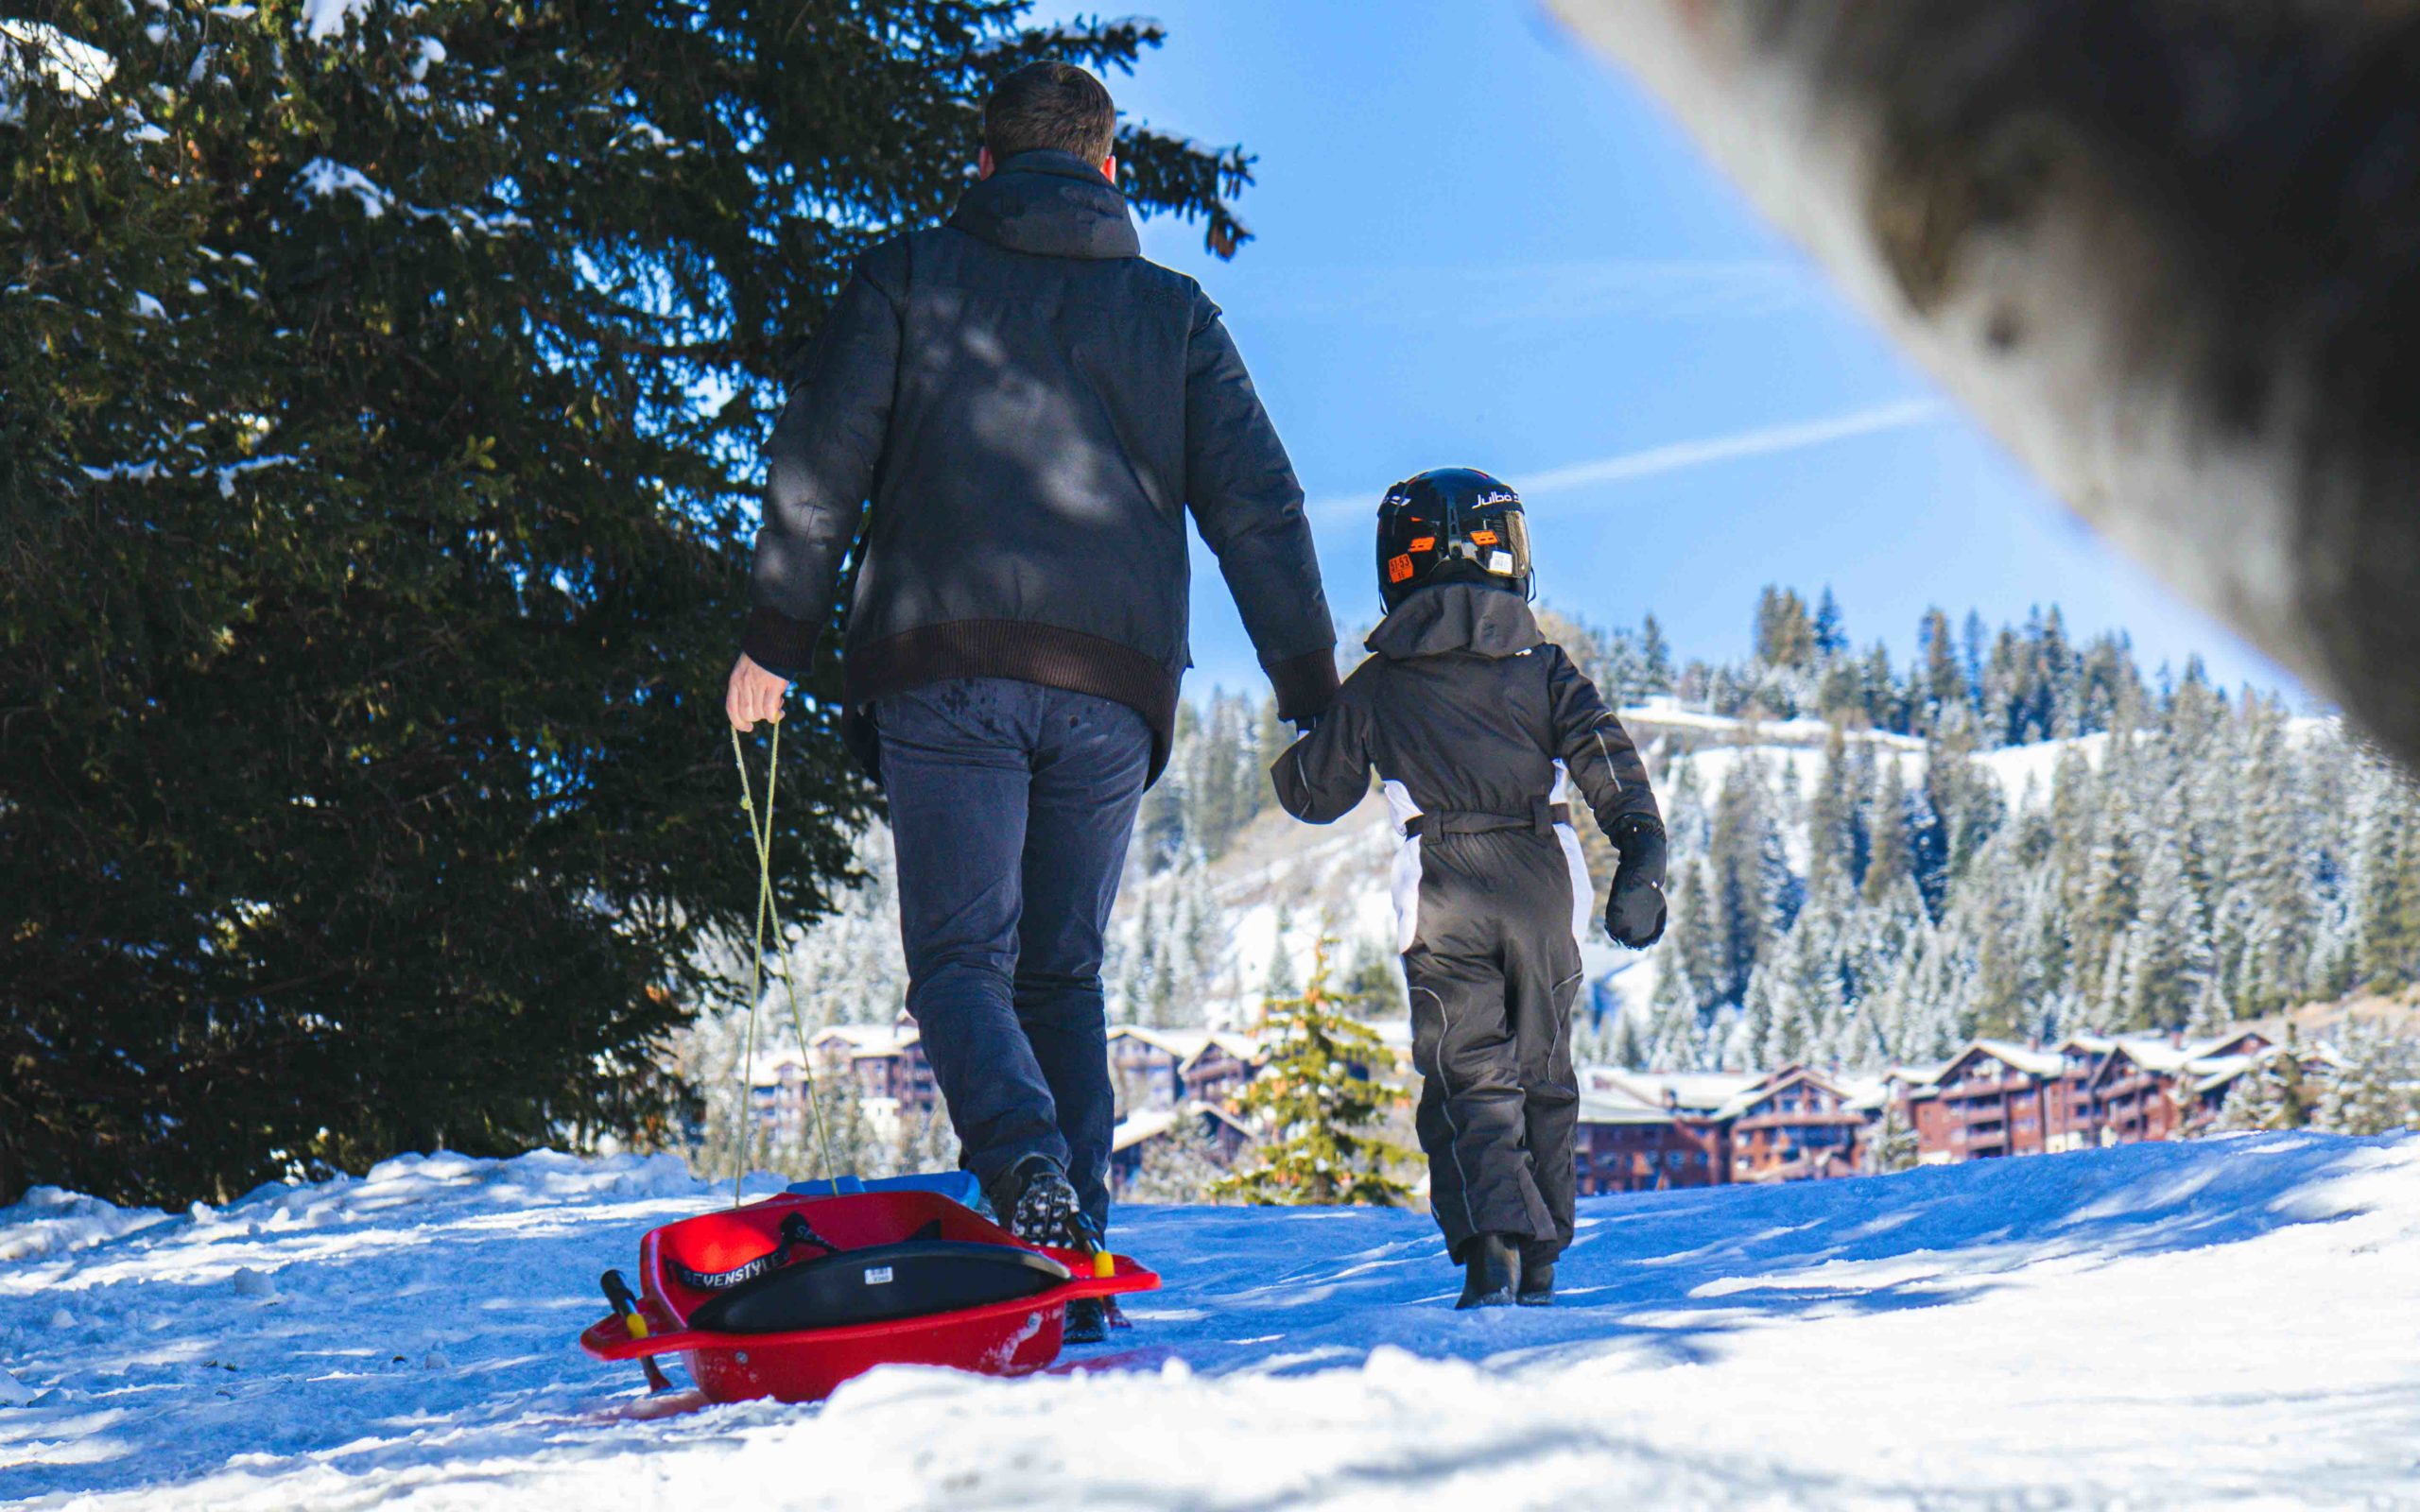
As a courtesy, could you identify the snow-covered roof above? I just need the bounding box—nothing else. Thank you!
[1112,1100,1254,1151]
[1576,1089,1678,1126]
[1968,1040,2069,1077]
[1112,1108,1180,1152]
[1713,1066,1869,1123]
[1836,1075,1893,1113]
[1591,1068,1763,1114]
[2188,1054,2259,1095]
[1108,1025,1213,1060]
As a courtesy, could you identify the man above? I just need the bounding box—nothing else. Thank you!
[726,62,1336,1338]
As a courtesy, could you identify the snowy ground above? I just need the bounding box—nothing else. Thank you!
[5,1135,2418,1510]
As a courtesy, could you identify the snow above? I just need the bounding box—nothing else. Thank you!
[9,1135,2417,1506]
[298,0,372,43]
[0,1189,165,1264]
[295,158,392,218]
[0,22,116,115]
[1621,696,1926,752]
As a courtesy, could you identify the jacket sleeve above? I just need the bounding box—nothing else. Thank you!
[1183,291,1339,724]
[742,251,905,681]
[1270,676,1372,825]
[1547,646,1661,836]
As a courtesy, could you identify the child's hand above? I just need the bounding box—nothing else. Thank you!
[1605,817,1668,949]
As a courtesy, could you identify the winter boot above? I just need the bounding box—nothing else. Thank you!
[988,1153,1086,1248]
[1455,1233,1522,1310]
[1515,1239,1557,1306]
[1063,1297,1110,1345]
[1516,1261,1555,1307]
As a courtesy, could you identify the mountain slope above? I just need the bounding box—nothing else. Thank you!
[4,1137,2417,1506]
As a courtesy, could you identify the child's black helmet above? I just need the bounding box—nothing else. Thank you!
[1375,467,1532,612]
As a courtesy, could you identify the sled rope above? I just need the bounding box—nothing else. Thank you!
[730,721,839,1208]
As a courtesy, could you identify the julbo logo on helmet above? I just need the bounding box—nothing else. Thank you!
[1374,467,1534,612]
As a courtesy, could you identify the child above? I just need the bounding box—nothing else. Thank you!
[1272,468,1667,1308]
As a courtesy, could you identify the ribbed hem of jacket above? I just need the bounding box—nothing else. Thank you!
[740,606,821,683]
[843,619,1184,782]
[1263,647,1341,725]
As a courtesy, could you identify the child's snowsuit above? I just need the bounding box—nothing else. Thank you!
[1272,584,1660,1262]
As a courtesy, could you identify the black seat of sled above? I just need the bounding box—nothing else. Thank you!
[686,1240,1073,1334]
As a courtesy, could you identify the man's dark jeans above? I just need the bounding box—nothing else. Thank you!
[876,677,1150,1234]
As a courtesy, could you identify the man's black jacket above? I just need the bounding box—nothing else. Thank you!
[743,150,1339,782]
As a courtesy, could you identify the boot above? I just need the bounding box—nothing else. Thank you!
[1063,1297,1110,1345]
[1455,1233,1522,1310]
[1516,1260,1555,1307]
[988,1153,1085,1249]
[1517,1240,1556,1306]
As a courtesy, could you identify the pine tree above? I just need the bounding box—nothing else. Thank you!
[1212,942,1413,1206]
[0,4,1253,1206]
[2314,1021,2420,1135]
[2213,1042,2314,1133]
[1813,587,1849,659]
[1864,758,1917,908]
[1754,586,1817,670]
[2112,830,2214,1030]
[1867,1098,1921,1173]
[1638,614,1676,696]
[1915,607,1970,734]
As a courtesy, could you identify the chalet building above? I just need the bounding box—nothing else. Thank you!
[1107,1102,1256,1192]
[1571,1066,1890,1193]
[1904,1040,2074,1162]
[1722,1067,1869,1182]
[1182,1034,1265,1108]
[1901,1029,2279,1162]
[810,1022,943,1124]
[2084,1036,2270,1143]
[1106,1025,1191,1110]
[1573,1085,1730,1194]
[1104,1025,1266,1113]
[743,1022,944,1149]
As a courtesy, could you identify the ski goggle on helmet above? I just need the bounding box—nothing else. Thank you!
[1374,467,1532,612]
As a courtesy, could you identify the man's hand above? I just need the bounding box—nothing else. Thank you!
[726,653,790,730]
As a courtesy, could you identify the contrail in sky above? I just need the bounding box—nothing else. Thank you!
[1311,397,1945,520]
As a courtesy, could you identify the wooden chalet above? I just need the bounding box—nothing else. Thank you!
[1720,1067,1869,1181]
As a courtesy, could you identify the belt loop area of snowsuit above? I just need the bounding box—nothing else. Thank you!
[1402,804,1571,840]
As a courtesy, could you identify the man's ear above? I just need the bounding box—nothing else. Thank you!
[977,146,995,180]
[1099,153,1117,183]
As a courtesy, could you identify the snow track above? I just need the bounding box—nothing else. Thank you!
[3,1137,2417,1508]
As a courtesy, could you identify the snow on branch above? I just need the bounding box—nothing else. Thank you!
[298,0,373,44]
[295,158,393,218]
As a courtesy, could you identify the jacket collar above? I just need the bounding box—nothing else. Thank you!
[1366,583,1545,661]
[947,150,1140,260]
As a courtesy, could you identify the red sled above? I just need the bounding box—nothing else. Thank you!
[579,1188,1160,1404]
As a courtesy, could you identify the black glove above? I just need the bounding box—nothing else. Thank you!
[1605,816,1668,949]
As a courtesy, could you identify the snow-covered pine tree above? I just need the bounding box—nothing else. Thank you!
[1638,614,1676,696]
[2213,1042,2315,1133]
[1867,1098,1921,1173]
[0,1,1254,1208]
[2313,1021,2420,1136]
[1213,942,1413,1207]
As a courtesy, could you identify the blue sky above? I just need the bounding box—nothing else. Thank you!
[1043,1,2303,704]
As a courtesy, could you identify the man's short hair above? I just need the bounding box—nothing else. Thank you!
[983,62,1116,164]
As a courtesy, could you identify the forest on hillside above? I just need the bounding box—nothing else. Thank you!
[1111,589,2420,1072]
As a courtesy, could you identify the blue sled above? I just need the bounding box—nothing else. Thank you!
[785,1170,987,1211]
